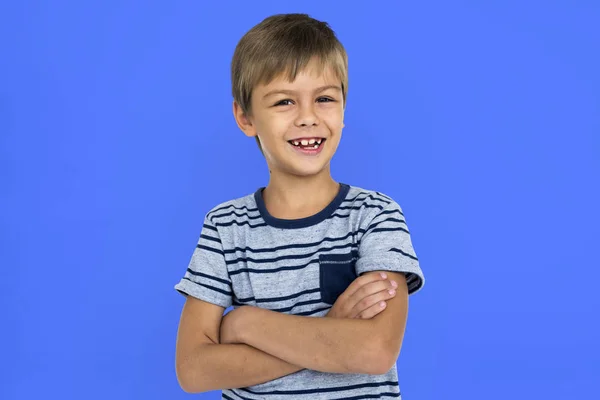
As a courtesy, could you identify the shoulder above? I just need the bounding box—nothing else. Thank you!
[345,184,402,212]
[204,191,258,225]
[343,184,406,227]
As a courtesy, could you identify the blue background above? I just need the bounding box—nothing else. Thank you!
[1,1,599,399]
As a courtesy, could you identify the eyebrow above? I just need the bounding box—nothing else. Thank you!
[262,85,342,99]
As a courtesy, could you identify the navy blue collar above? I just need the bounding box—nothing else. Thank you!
[254,183,350,229]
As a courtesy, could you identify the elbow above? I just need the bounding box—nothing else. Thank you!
[176,364,196,393]
[358,339,401,375]
[176,360,208,394]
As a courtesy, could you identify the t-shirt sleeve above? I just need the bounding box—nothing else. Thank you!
[355,200,425,295]
[174,216,233,308]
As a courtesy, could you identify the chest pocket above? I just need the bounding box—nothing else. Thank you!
[319,252,358,305]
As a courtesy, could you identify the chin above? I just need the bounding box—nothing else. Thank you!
[287,163,330,178]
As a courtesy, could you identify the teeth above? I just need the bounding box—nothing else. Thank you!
[309,139,316,144]
[316,139,322,144]
[313,144,319,148]
[301,139,309,146]
[293,141,300,146]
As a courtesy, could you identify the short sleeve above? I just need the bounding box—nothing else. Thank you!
[174,216,233,308]
[355,200,425,295]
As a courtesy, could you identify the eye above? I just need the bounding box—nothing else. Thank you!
[274,99,294,106]
[317,97,335,103]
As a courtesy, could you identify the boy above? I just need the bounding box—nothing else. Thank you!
[174,13,425,399]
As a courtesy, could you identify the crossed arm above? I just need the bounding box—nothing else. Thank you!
[175,271,408,393]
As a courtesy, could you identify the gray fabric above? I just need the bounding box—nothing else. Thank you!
[175,184,425,399]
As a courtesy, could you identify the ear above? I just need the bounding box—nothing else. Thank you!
[233,101,257,138]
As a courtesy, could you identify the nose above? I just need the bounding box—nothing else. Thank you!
[294,103,319,127]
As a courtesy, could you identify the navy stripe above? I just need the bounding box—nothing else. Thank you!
[239,380,400,395]
[203,224,218,232]
[200,233,221,244]
[213,207,402,230]
[212,210,261,222]
[225,243,356,265]
[208,204,258,216]
[389,247,419,261]
[229,259,319,276]
[223,232,355,255]
[369,227,410,234]
[213,193,391,225]
[215,220,269,229]
[366,218,407,233]
[376,191,393,201]
[182,277,232,296]
[186,268,231,285]
[330,392,401,399]
[236,288,321,303]
[336,204,386,212]
[196,243,224,256]
[228,389,259,400]
[343,192,392,205]
[372,209,405,219]
[214,208,386,229]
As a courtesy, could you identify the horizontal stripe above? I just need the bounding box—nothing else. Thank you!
[225,242,356,265]
[369,227,410,235]
[211,195,392,223]
[182,277,232,296]
[199,233,221,244]
[203,223,218,232]
[365,218,407,234]
[236,288,321,303]
[344,192,392,205]
[330,392,401,400]
[376,191,393,202]
[208,204,258,217]
[224,232,356,255]
[213,210,263,222]
[214,208,391,228]
[222,393,242,400]
[186,268,231,285]
[215,219,269,229]
[196,243,224,256]
[229,259,319,276]
[239,380,400,396]
[336,204,386,212]
[228,389,259,400]
[388,247,419,261]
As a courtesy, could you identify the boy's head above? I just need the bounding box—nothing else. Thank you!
[231,14,348,179]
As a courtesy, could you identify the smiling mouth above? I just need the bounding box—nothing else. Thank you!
[287,138,326,150]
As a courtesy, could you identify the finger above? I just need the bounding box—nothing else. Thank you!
[347,279,396,306]
[342,271,389,299]
[349,287,397,319]
[355,299,389,319]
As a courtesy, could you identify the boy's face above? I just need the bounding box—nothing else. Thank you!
[234,58,345,179]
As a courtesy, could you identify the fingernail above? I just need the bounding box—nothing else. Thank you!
[389,290,396,296]
[391,280,398,288]
[380,272,387,279]
[380,301,386,308]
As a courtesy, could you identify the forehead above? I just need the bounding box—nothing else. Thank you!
[257,59,342,92]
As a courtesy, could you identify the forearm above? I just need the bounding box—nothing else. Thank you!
[177,342,303,393]
[237,307,387,375]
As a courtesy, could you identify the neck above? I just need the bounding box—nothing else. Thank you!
[262,167,340,220]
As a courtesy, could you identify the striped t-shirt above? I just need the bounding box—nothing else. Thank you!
[174,183,425,400]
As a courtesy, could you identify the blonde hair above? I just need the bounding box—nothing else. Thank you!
[231,14,349,150]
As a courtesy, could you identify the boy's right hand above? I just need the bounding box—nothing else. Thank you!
[326,272,398,319]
